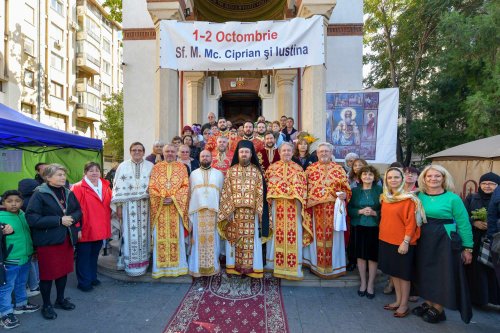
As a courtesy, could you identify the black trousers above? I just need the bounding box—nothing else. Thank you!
[75,240,103,288]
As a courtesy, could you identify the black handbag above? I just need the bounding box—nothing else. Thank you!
[478,237,494,268]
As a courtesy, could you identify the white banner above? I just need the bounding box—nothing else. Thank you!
[326,88,399,163]
[159,16,325,71]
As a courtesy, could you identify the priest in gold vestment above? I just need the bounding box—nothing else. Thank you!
[304,142,351,279]
[218,140,271,278]
[265,142,312,280]
[149,144,190,278]
[188,150,224,277]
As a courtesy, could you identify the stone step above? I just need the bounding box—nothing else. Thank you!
[98,250,387,287]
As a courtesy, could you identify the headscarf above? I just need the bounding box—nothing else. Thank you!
[343,152,359,174]
[231,140,270,238]
[478,172,500,199]
[381,167,427,227]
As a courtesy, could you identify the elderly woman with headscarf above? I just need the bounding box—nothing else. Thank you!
[464,172,500,307]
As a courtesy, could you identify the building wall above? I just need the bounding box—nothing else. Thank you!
[123,0,364,150]
[122,0,156,155]
[0,0,122,141]
[326,0,363,91]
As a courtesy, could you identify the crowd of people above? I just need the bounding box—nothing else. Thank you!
[0,112,499,329]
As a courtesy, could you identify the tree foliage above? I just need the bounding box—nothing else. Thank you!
[100,91,124,161]
[364,0,499,164]
[103,0,122,23]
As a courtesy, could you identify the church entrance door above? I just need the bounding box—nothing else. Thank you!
[218,92,261,128]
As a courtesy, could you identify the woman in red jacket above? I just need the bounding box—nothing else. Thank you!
[71,162,112,292]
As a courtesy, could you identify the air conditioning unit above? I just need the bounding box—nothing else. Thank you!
[71,21,79,30]
[54,40,62,50]
[70,96,79,103]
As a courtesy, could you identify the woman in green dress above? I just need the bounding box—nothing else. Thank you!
[414,165,473,324]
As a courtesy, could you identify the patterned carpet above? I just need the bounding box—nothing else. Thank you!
[163,271,289,333]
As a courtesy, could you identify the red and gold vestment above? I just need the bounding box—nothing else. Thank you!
[265,160,312,280]
[149,161,189,277]
[305,161,351,278]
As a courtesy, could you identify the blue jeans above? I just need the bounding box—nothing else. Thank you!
[27,257,39,290]
[0,262,30,316]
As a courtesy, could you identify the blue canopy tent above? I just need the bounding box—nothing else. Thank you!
[0,103,103,193]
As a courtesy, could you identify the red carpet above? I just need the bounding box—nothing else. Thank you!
[163,271,289,333]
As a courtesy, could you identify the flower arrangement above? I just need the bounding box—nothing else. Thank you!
[297,131,319,145]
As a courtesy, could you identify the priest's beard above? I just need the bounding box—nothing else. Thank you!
[239,157,250,166]
[200,161,212,169]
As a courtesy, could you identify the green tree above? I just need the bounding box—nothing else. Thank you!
[411,1,499,157]
[365,0,459,165]
[103,0,122,23]
[100,91,124,161]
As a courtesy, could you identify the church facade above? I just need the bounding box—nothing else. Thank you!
[122,0,363,152]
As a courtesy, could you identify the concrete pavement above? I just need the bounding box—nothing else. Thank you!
[13,272,500,333]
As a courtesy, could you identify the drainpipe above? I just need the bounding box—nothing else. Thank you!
[36,0,41,121]
[297,68,301,131]
[179,71,183,134]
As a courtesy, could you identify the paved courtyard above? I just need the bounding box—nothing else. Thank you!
[14,273,500,333]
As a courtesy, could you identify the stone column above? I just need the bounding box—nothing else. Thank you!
[297,1,336,141]
[147,1,185,142]
[184,72,206,125]
[275,69,296,119]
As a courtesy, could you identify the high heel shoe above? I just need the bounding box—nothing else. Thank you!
[357,289,366,297]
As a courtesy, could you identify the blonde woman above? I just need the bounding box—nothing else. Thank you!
[379,167,424,318]
[413,165,473,324]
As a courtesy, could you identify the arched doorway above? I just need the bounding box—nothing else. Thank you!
[218,92,261,128]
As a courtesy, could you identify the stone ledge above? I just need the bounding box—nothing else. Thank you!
[98,252,386,287]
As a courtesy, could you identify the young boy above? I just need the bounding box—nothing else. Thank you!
[0,190,40,329]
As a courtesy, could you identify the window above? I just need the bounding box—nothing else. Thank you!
[102,83,110,97]
[75,120,90,133]
[102,38,111,54]
[102,60,111,75]
[51,0,64,16]
[24,70,34,88]
[51,81,64,99]
[86,17,100,42]
[25,4,35,25]
[88,3,101,19]
[23,36,34,56]
[45,111,67,130]
[50,53,64,71]
[21,103,35,116]
[50,24,64,46]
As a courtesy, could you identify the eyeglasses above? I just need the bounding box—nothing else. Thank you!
[480,182,497,186]
[131,149,143,152]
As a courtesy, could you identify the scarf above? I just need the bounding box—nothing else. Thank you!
[380,167,427,227]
